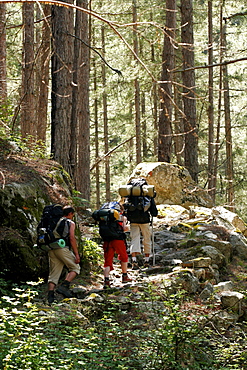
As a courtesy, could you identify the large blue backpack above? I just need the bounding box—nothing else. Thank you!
[92,202,126,242]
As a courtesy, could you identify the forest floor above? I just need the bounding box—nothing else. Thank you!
[1,151,247,305]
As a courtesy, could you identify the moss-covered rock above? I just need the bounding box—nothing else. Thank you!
[0,154,80,282]
[0,227,48,281]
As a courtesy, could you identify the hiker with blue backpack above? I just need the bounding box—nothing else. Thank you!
[120,178,158,270]
[92,201,132,289]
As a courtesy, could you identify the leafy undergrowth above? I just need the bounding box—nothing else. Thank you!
[1,271,247,370]
[1,240,247,370]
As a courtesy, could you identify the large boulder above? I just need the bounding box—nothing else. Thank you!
[129,162,213,207]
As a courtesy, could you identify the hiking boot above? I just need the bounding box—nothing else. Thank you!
[56,283,73,298]
[103,279,110,289]
[48,290,55,304]
[122,274,132,283]
[132,262,139,270]
[143,261,150,268]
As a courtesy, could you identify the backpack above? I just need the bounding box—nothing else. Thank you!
[36,204,70,251]
[120,178,157,223]
[124,196,151,213]
[119,178,155,198]
[92,201,126,242]
[122,178,152,213]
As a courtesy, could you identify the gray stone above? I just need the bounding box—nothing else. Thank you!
[199,283,214,301]
[169,269,200,294]
[202,239,233,263]
[214,281,234,292]
[212,206,247,235]
[229,232,247,260]
[182,257,212,268]
[200,246,226,267]
[220,291,244,314]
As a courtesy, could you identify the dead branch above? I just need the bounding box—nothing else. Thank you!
[174,57,247,73]
[90,136,134,172]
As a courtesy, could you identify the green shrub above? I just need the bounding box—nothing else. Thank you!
[81,237,103,266]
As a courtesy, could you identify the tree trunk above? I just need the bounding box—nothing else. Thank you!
[101,26,110,202]
[93,56,100,209]
[180,0,198,182]
[21,2,36,140]
[158,0,176,163]
[133,0,141,164]
[207,0,215,200]
[213,2,224,203]
[0,3,7,113]
[222,21,235,210]
[37,4,51,144]
[142,92,148,159]
[152,82,158,157]
[173,77,184,166]
[51,0,74,173]
[74,0,90,201]
[173,26,184,166]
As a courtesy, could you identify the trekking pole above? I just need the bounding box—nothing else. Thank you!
[151,216,155,266]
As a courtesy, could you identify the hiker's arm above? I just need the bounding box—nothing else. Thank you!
[69,222,80,264]
[150,198,158,217]
[122,215,130,232]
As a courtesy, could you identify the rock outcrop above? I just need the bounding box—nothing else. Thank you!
[0,155,76,281]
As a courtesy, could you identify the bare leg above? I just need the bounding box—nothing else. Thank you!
[48,282,56,291]
[103,266,111,278]
[121,261,128,274]
[65,271,77,282]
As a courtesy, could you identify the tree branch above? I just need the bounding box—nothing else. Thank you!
[90,136,134,172]
[174,57,247,73]
[67,32,122,76]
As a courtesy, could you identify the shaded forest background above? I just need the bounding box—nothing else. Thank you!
[1,0,247,217]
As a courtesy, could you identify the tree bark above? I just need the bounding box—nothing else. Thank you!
[181,0,198,182]
[213,2,224,204]
[21,2,36,140]
[133,0,141,165]
[222,21,234,210]
[152,82,158,157]
[37,4,51,143]
[51,0,74,172]
[0,4,7,110]
[207,0,215,200]
[72,0,90,202]
[158,0,176,163]
[93,56,100,209]
[141,92,148,159]
[101,26,110,202]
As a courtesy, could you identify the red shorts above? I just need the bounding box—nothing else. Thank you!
[103,239,128,271]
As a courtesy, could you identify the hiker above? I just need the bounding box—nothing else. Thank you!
[92,201,132,288]
[123,179,158,270]
[47,206,80,304]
